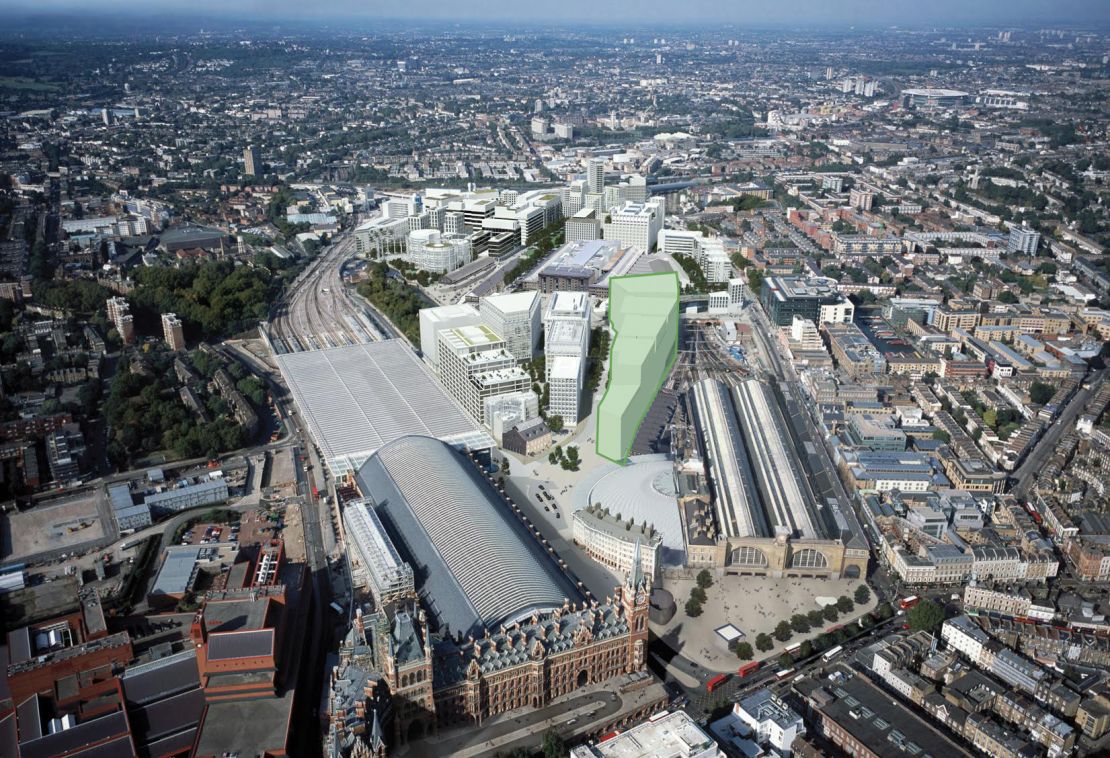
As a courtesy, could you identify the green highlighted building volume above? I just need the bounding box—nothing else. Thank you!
[596,272,680,463]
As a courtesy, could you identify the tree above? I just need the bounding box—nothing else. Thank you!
[790,614,810,634]
[854,585,871,605]
[836,596,855,614]
[685,598,703,617]
[690,587,707,604]
[779,652,794,669]
[798,640,814,659]
[746,268,765,294]
[547,415,564,433]
[755,633,774,652]
[907,599,945,633]
[542,729,566,758]
[875,602,894,620]
[1029,381,1055,405]
[696,569,714,590]
[807,609,826,627]
[822,605,840,622]
[998,290,1019,304]
[774,620,793,642]
[736,641,754,660]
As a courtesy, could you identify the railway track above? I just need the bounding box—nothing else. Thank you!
[269,231,380,353]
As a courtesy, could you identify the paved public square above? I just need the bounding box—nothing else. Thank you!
[655,573,877,673]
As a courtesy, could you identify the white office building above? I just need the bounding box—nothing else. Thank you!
[437,325,531,424]
[480,291,541,361]
[418,303,483,370]
[405,229,472,273]
[571,710,722,758]
[659,229,731,284]
[941,615,991,666]
[544,291,592,425]
[603,199,665,252]
[484,390,541,443]
[565,208,601,242]
[734,689,806,756]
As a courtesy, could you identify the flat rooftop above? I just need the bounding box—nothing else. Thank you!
[273,340,492,476]
[571,710,717,758]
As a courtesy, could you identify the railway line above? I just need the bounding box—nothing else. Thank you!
[267,227,385,354]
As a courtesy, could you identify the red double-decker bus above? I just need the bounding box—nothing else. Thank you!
[737,661,760,678]
[706,673,729,693]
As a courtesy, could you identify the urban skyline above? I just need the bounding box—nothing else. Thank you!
[0,4,1108,758]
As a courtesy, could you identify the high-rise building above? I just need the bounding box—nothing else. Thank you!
[102,107,112,126]
[106,296,135,344]
[587,158,606,196]
[479,291,541,361]
[626,174,649,203]
[161,312,186,351]
[544,292,592,425]
[565,208,601,242]
[849,188,874,211]
[243,145,261,176]
[602,199,666,252]
[1008,225,1041,255]
[531,116,548,138]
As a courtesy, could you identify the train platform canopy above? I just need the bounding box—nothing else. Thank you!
[274,340,493,476]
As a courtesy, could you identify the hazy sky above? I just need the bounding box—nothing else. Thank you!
[2,0,1108,27]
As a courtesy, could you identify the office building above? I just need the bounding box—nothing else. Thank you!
[1008,225,1041,255]
[525,239,644,296]
[243,145,261,176]
[760,276,853,327]
[571,710,721,758]
[162,312,185,351]
[602,199,665,252]
[418,303,483,370]
[405,229,471,273]
[796,664,969,758]
[597,274,679,462]
[658,230,732,284]
[565,207,602,242]
[437,325,531,424]
[733,689,805,755]
[572,510,662,581]
[484,390,540,443]
[544,291,591,424]
[479,291,541,362]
